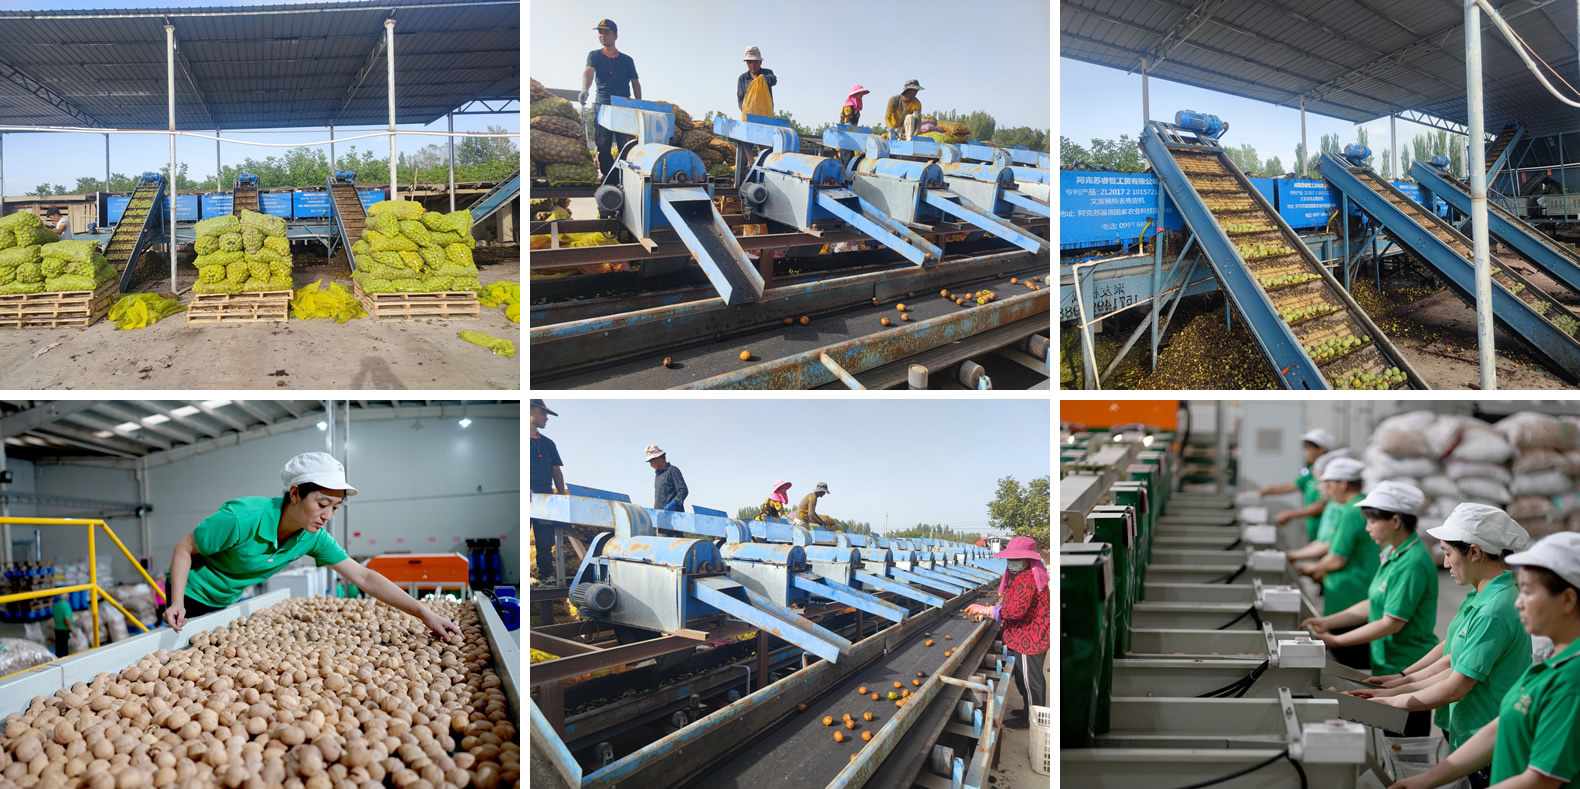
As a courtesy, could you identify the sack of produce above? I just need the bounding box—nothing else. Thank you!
[108,293,184,330]
[0,245,41,268]
[219,232,244,253]
[367,199,425,220]
[16,261,42,283]
[419,245,448,271]
[937,121,971,140]
[225,260,250,286]
[698,148,724,166]
[0,281,43,294]
[532,131,588,166]
[44,275,98,292]
[41,258,67,278]
[194,234,221,255]
[370,211,400,238]
[366,229,418,253]
[677,129,712,152]
[399,220,433,248]
[530,115,584,138]
[240,227,263,254]
[0,264,14,283]
[239,209,287,237]
[15,226,58,246]
[0,228,15,250]
[530,96,581,122]
[445,243,474,268]
[195,214,240,237]
[399,250,424,271]
[198,264,226,283]
[544,162,599,186]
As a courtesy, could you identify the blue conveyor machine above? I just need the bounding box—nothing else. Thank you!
[821,126,1050,224]
[593,97,762,305]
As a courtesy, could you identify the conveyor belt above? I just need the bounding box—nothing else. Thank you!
[1139,121,1423,390]
[1485,122,1521,178]
[538,265,1047,388]
[1320,154,1580,378]
[231,183,259,215]
[679,602,993,789]
[328,179,368,270]
[106,176,165,291]
[1410,161,1580,298]
[469,167,521,224]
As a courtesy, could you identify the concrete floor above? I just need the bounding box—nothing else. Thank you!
[0,260,520,390]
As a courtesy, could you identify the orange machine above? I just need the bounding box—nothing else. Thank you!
[365,553,470,596]
[1059,400,1180,430]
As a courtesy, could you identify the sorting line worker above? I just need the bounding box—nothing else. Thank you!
[1257,428,1340,540]
[794,482,835,528]
[581,18,641,180]
[1302,481,1438,734]
[51,594,73,658]
[1351,504,1531,787]
[1388,532,1580,789]
[756,480,793,521]
[161,452,462,643]
[530,399,567,584]
[1285,456,1380,669]
[966,536,1049,729]
[647,444,688,512]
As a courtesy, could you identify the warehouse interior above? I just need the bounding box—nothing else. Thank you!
[1061,400,1580,788]
[0,399,521,786]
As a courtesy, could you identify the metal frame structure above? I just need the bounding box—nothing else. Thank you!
[0,516,168,660]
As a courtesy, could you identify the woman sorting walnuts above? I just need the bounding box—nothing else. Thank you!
[160,452,463,642]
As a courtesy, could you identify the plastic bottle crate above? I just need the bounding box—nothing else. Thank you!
[1030,705,1051,776]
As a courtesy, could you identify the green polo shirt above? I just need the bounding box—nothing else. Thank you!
[52,599,73,631]
[1436,592,1477,732]
[1295,466,1322,541]
[185,497,349,608]
[1365,534,1438,675]
[1491,639,1580,784]
[1441,572,1530,749]
[1317,493,1379,616]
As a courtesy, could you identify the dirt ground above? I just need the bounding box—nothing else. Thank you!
[1083,252,1573,390]
[0,258,521,390]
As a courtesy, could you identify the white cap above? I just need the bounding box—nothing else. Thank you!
[281,452,357,496]
[643,444,667,462]
[1428,503,1531,555]
[1311,448,1353,477]
[1505,532,1580,589]
[1359,481,1425,516]
[1319,456,1366,482]
[1301,429,1338,450]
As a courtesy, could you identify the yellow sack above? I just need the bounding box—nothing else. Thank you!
[290,279,366,323]
[506,302,521,323]
[458,330,516,359]
[108,293,184,330]
[741,74,774,121]
[477,280,520,308]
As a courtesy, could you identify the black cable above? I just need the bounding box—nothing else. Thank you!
[1222,539,1243,551]
[1214,605,1263,631]
[1286,752,1309,789]
[1163,749,1292,789]
[1194,659,1270,699]
[1206,564,1247,584]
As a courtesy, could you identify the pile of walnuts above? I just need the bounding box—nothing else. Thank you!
[0,597,518,788]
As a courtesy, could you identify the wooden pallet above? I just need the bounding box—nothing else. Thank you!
[353,281,480,322]
[0,281,117,329]
[185,290,290,324]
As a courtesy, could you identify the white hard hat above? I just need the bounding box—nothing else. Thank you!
[281,452,357,496]
[1319,456,1365,482]
[1505,531,1580,589]
[1430,503,1532,556]
[1301,428,1338,450]
[1359,480,1425,516]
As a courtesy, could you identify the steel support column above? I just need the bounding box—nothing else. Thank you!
[215,129,221,189]
[386,19,398,200]
[1300,96,1308,178]
[1141,58,1149,129]
[330,124,335,170]
[1390,113,1398,181]
[166,24,177,294]
[1466,0,1495,390]
[104,133,110,193]
[1151,171,1163,370]
[448,112,456,212]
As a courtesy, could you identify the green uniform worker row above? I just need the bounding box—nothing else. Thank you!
[1286,457,1383,671]
[160,452,463,643]
[1258,428,1345,542]
[1386,530,1580,789]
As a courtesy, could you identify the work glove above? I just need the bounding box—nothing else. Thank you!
[578,89,589,106]
[664,501,683,512]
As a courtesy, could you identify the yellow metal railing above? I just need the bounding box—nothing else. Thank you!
[0,517,168,652]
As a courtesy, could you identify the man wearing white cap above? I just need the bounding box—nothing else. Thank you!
[1286,456,1381,668]
[1389,532,1580,789]
[647,444,689,511]
[1303,481,1437,715]
[160,452,462,642]
[736,46,777,111]
[1354,504,1530,785]
[1258,428,1340,540]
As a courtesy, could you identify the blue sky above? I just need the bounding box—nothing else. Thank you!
[0,0,519,194]
[532,399,1050,536]
[529,0,1052,132]
[1060,58,1450,174]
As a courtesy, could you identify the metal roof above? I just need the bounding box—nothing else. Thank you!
[1061,0,1580,138]
[0,0,519,131]
[0,399,517,461]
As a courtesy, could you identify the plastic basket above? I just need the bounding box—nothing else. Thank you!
[1030,705,1051,775]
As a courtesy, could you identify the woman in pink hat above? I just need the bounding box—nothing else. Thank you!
[967,536,1049,728]
[755,480,794,521]
[839,84,869,127]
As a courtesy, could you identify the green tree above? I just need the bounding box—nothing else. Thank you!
[1265,155,1284,175]
[888,523,977,542]
[1062,135,1091,165]
[26,183,65,196]
[1084,134,1143,173]
[994,126,1049,154]
[987,475,1050,549]
[736,506,760,522]
[1295,142,1306,176]
[1400,148,1412,180]
[1226,142,1261,175]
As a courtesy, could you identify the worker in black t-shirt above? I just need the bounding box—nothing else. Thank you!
[580,19,642,180]
[530,399,566,583]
